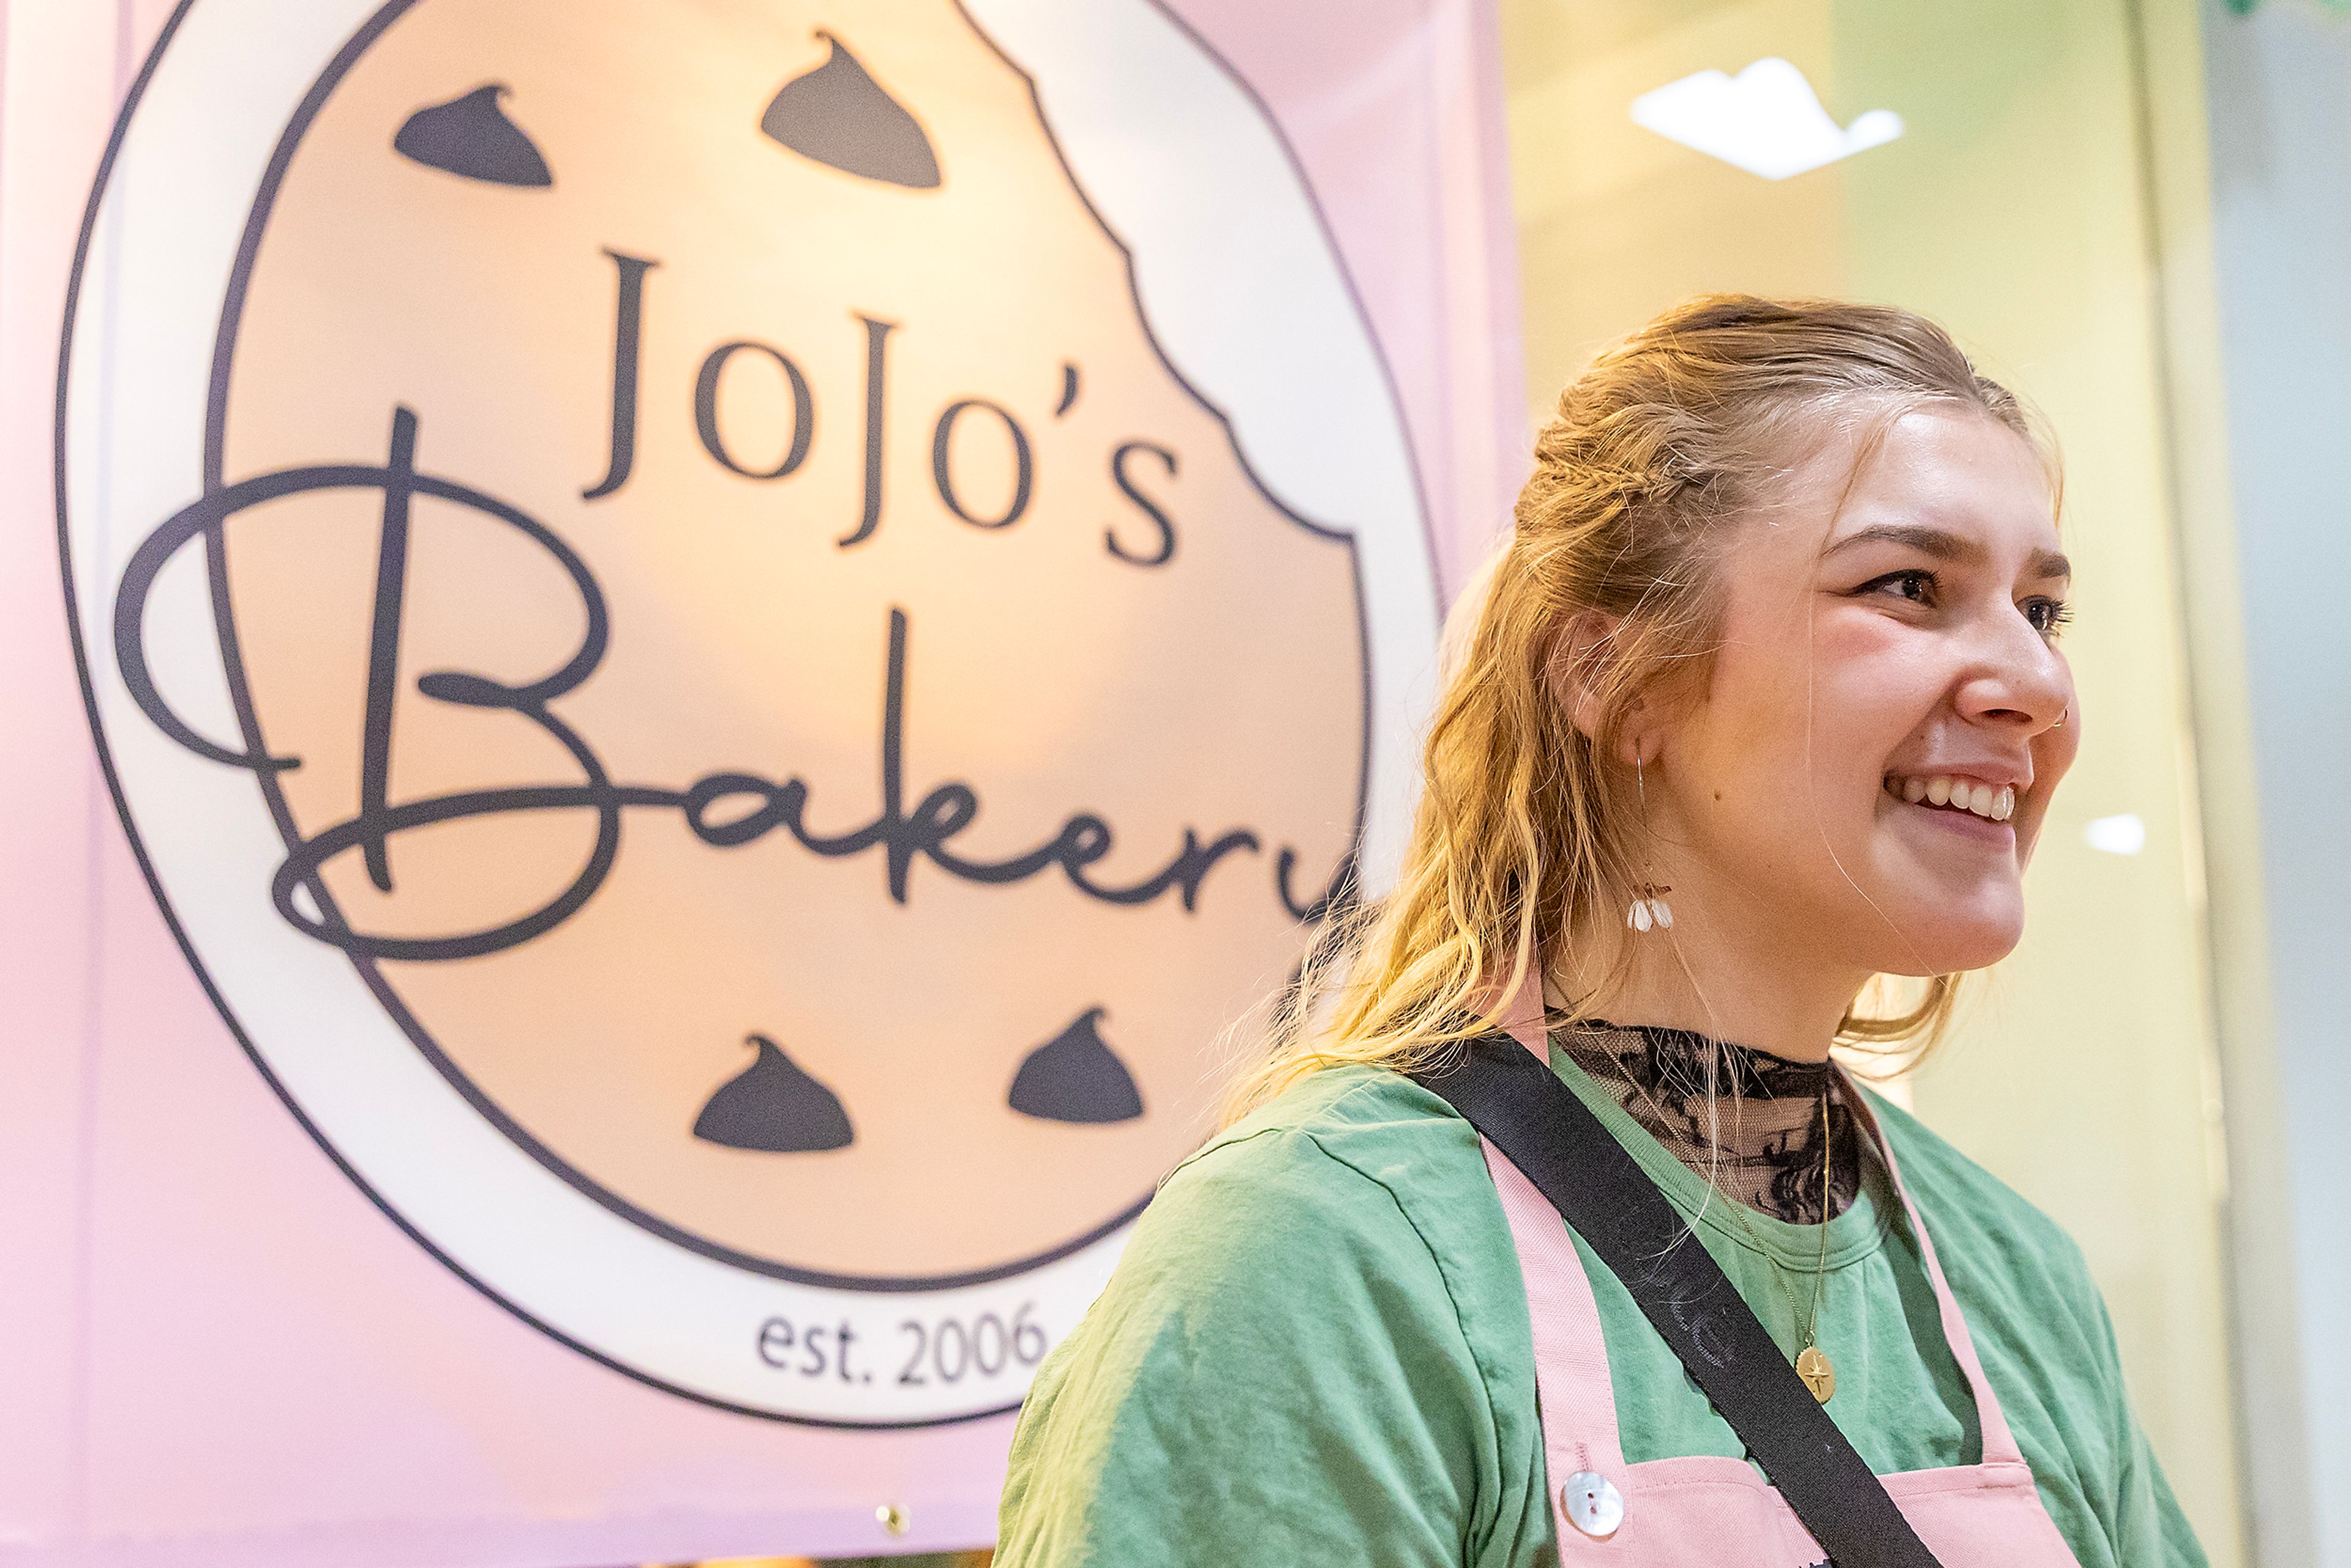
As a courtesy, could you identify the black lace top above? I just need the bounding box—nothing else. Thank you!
[1554,1019,1865,1225]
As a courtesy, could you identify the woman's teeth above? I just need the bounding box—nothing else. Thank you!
[1886,775,2015,822]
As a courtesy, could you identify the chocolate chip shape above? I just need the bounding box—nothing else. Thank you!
[392,83,553,188]
[1008,1008,1145,1124]
[760,33,942,190]
[694,1034,855,1152]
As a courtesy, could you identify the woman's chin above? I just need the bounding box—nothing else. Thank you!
[1865,904,2024,977]
[1843,855,2026,973]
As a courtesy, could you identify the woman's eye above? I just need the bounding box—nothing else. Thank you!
[2023,596,2074,636]
[1860,568,1937,606]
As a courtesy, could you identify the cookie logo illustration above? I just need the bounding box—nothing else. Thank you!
[61,0,1436,1424]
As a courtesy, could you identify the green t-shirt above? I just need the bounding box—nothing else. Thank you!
[996,1048,2207,1566]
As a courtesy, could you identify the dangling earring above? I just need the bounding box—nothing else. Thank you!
[1627,753,1674,933]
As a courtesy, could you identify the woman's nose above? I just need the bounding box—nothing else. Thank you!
[1953,604,2071,731]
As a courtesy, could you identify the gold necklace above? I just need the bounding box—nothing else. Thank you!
[1790,1088,1837,1402]
[1590,1026,1841,1404]
[1704,1082,1837,1402]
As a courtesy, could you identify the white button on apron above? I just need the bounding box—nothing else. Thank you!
[1561,1471,1624,1540]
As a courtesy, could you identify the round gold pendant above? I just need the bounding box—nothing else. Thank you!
[1796,1345,1835,1403]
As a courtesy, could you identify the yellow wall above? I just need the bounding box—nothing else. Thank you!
[1500,2,2244,1560]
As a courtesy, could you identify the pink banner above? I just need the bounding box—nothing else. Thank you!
[0,2,1520,1563]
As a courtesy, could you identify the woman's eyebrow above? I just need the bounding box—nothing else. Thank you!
[2027,547,2072,583]
[1825,522,1981,562]
[1825,523,2071,581]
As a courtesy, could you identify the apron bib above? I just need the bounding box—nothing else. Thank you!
[1483,1092,2083,1566]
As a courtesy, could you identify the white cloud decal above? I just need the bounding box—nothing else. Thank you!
[1631,57,1902,182]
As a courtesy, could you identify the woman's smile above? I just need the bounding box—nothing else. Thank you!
[1881,772,2018,822]
[1881,776,2019,846]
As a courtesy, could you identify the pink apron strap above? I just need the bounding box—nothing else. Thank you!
[1480,1136,1628,1477]
[1840,1079,2027,1468]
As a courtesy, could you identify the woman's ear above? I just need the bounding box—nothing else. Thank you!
[1550,609,1663,767]
[1548,609,1622,744]
[1615,702,1668,770]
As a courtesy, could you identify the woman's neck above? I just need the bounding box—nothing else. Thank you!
[1561,897,1868,1064]
[1556,1019,1864,1224]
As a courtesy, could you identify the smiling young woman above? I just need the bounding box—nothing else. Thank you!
[992,298,2206,1567]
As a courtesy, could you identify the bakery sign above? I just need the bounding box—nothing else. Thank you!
[59,0,1437,1424]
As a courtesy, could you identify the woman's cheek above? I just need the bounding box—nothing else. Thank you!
[2039,697,2083,784]
[1811,609,1946,726]
[2014,707,2080,869]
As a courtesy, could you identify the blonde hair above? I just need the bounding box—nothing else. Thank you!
[1227,294,2052,1119]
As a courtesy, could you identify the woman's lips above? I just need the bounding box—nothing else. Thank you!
[1887,792,2017,845]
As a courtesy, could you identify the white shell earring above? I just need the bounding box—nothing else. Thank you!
[1627,754,1673,933]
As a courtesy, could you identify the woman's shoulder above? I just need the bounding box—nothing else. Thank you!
[1133,1063,1498,1275]
[1106,1064,1539,1389]
[1184,1061,1483,1181]
[1861,1087,2102,1315]
[1007,1062,1515,1465]
[1000,1063,1544,1565]
[1859,1087,2201,1564]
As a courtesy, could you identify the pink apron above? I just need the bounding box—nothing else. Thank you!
[1481,1087,2084,1564]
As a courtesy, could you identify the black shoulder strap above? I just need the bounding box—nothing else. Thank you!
[1415,1034,1943,1568]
